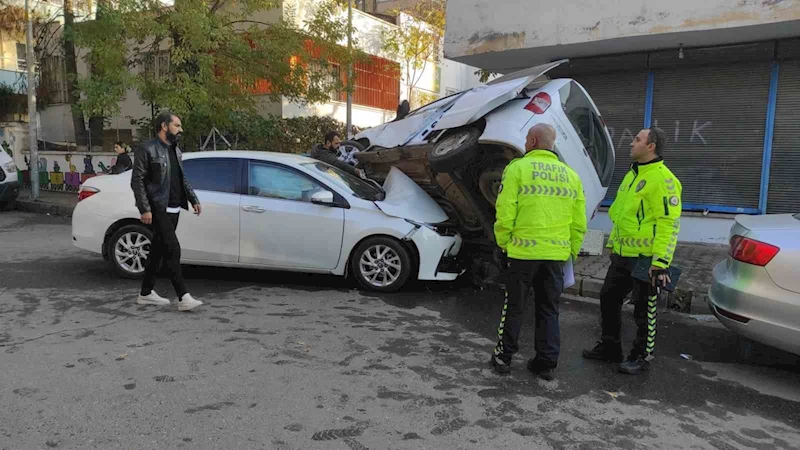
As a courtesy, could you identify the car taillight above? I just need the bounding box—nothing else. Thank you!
[524,92,551,115]
[729,235,779,266]
[78,186,100,202]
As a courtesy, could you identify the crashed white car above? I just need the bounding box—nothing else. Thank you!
[71,151,462,292]
[352,60,615,249]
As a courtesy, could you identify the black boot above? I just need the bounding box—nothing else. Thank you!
[619,356,650,375]
[526,358,555,381]
[490,355,511,375]
[582,341,624,363]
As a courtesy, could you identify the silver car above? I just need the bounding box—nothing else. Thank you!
[708,213,800,356]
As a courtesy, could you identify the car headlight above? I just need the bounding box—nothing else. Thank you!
[405,219,439,233]
[4,161,15,172]
[404,219,455,237]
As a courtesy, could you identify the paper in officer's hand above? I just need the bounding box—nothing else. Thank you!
[563,257,575,289]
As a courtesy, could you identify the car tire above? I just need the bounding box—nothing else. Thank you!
[351,236,413,293]
[340,140,366,152]
[478,164,507,206]
[428,127,481,173]
[107,224,154,279]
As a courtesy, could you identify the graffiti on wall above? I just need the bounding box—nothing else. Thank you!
[17,152,121,192]
[607,119,712,149]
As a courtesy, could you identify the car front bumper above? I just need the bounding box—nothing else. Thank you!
[708,260,800,356]
[406,225,463,281]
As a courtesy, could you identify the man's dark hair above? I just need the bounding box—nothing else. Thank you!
[324,131,341,144]
[155,111,176,135]
[647,127,667,156]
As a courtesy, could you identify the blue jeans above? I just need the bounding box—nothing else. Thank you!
[493,259,565,368]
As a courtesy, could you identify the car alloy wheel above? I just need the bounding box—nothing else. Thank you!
[114,230,151,275]
[359,244,403,288]
[479,165,506,206]
[433,131,471,157]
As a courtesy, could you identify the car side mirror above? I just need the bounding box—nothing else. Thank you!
[311,190,335,205]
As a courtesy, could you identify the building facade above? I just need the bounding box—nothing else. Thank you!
[444,0,800,216]
[36,0,482,146]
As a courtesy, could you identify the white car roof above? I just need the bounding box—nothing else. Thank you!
[183,150,315,165]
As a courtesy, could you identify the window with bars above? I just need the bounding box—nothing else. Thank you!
[250,52,400,111]
[40,56,68,104]
[16,43,27,72]
[346,56,401,111]
[143,51,170,79]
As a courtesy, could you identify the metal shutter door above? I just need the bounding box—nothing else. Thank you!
[568,71,647,202]
[650,63,771,210]
[768,60,800,214]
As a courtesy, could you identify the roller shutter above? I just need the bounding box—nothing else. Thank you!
[649,63,771,211]
[768,59,800,214]
[550,55,648,202]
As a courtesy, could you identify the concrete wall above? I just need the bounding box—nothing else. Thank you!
[589,212,735,245]
[282,98,396,129]
[445,0,800,70]
[15,150,120,191]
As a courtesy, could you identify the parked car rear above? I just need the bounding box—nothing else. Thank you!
[0,143,20,211]
[708,213,800,355]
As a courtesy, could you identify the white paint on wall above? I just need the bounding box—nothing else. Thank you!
[282,98,395,130]
[445,0,800,58]
[589,211,735,245]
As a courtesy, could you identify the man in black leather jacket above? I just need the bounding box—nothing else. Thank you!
[131,111,203,311]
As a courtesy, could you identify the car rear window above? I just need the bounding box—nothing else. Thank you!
[183,158,239,193]
[558,81,614,187]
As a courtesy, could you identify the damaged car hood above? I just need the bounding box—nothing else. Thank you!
[374,167,449,224]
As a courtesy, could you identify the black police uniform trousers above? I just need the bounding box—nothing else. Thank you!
[140,209,188,300]
[493,258,565,368]
[599,254,658,359]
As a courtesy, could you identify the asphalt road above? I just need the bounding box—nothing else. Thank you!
[2,211,799,450]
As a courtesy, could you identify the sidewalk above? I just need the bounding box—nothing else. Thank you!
[15,189,78,217]
[570,243,728,314]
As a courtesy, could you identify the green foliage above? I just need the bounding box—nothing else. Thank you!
[74,0,362,145]
[218,112,360,154]
[381,0,444,103]
[0,82,27,120]
[475,68,498,84]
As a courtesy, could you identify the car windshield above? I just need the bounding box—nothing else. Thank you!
[301,162,385,201]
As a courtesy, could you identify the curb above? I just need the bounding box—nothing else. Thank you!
[565,275,708,315]
[15,200,75,217]
[564,276,604,298]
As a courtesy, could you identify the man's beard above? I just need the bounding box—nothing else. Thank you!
[167,131,182,144]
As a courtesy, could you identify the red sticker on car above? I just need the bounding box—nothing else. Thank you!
[524,92,551,115]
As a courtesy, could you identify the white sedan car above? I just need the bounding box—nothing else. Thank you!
[71,151,463,292]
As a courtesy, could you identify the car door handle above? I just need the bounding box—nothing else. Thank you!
[241,205,266,213]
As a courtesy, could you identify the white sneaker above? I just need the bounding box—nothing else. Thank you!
[137,291,171,306]
[178,294,203,312]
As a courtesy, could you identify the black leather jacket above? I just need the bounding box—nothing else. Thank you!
[131,138,199,214]
[310,144,359,176]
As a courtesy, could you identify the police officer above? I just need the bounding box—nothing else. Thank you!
[582,127,682,375]
[490,123,587,381]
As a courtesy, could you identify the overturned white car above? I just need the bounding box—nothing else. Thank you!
[351,60,615,252]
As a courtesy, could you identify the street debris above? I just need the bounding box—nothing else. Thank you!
[680,354,693,360]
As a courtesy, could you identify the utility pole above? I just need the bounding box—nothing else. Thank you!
[345,0,353,139]
[25,0,39,200]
